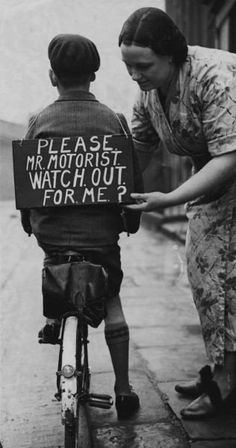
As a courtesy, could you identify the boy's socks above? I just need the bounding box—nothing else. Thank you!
[105,322,130,395]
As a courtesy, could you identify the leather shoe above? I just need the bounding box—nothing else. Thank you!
[181,388,236,420]
[115,388,140,420]
[180,365,236,420]
[180,393,216,419]
[38,322,61,344]
[175,381,203,398]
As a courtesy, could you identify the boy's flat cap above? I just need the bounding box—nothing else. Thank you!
[48,34,100,78]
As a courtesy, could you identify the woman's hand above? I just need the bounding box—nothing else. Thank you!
[126,192,171,211]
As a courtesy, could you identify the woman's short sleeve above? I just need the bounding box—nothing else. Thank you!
[197,59,236,157]
[131,91,160,154]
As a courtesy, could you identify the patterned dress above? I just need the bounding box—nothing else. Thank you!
[132,46,236,365]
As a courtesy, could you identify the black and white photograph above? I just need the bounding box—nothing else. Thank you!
[1,1,236,447]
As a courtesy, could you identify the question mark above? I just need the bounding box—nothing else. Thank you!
[117,185,127,202]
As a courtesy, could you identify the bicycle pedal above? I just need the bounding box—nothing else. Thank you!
[38,338,60,345]
[88,394,113,409]
[89,393,113,400]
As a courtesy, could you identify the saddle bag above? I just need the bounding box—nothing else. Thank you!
[42,261,108,328]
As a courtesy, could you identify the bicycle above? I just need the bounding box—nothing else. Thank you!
[40,253,113,448]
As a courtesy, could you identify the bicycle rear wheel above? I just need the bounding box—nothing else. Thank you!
[75,322,91,448]
[63,319,90,448]
[64,420,76,448]
[61,316,80,448]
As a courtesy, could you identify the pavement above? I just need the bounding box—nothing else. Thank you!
[0,201,236,448]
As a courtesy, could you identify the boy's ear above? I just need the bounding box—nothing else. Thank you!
[90,72,96,82]
[49,68,58,87]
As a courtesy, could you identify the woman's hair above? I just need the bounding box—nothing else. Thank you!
[119,7,188,64]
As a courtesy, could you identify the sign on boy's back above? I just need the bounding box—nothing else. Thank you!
[12,134,135,209]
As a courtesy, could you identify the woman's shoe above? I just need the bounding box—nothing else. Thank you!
[180,365,236,420]
[175,380,203,398]
[115,386,140,420]
[180,393,216,419]
[175,365,212,398]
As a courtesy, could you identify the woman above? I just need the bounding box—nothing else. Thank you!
[119,7,236,419]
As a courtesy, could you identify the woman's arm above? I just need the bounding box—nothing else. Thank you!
[128,151,236,211]
[132,92,160,172]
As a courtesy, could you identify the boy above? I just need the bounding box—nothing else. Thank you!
[21,33,142,419]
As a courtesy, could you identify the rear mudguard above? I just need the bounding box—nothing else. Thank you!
[60,316,78,425]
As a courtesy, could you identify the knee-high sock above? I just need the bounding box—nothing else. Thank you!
[105,322,130,394]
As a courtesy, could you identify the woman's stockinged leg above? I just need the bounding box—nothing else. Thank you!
[104,294,130,394]
[214,351,236,398]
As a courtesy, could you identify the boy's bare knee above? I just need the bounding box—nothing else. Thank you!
[105,294,126,325]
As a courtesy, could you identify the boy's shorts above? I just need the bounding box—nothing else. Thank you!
[42,244,123,299]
